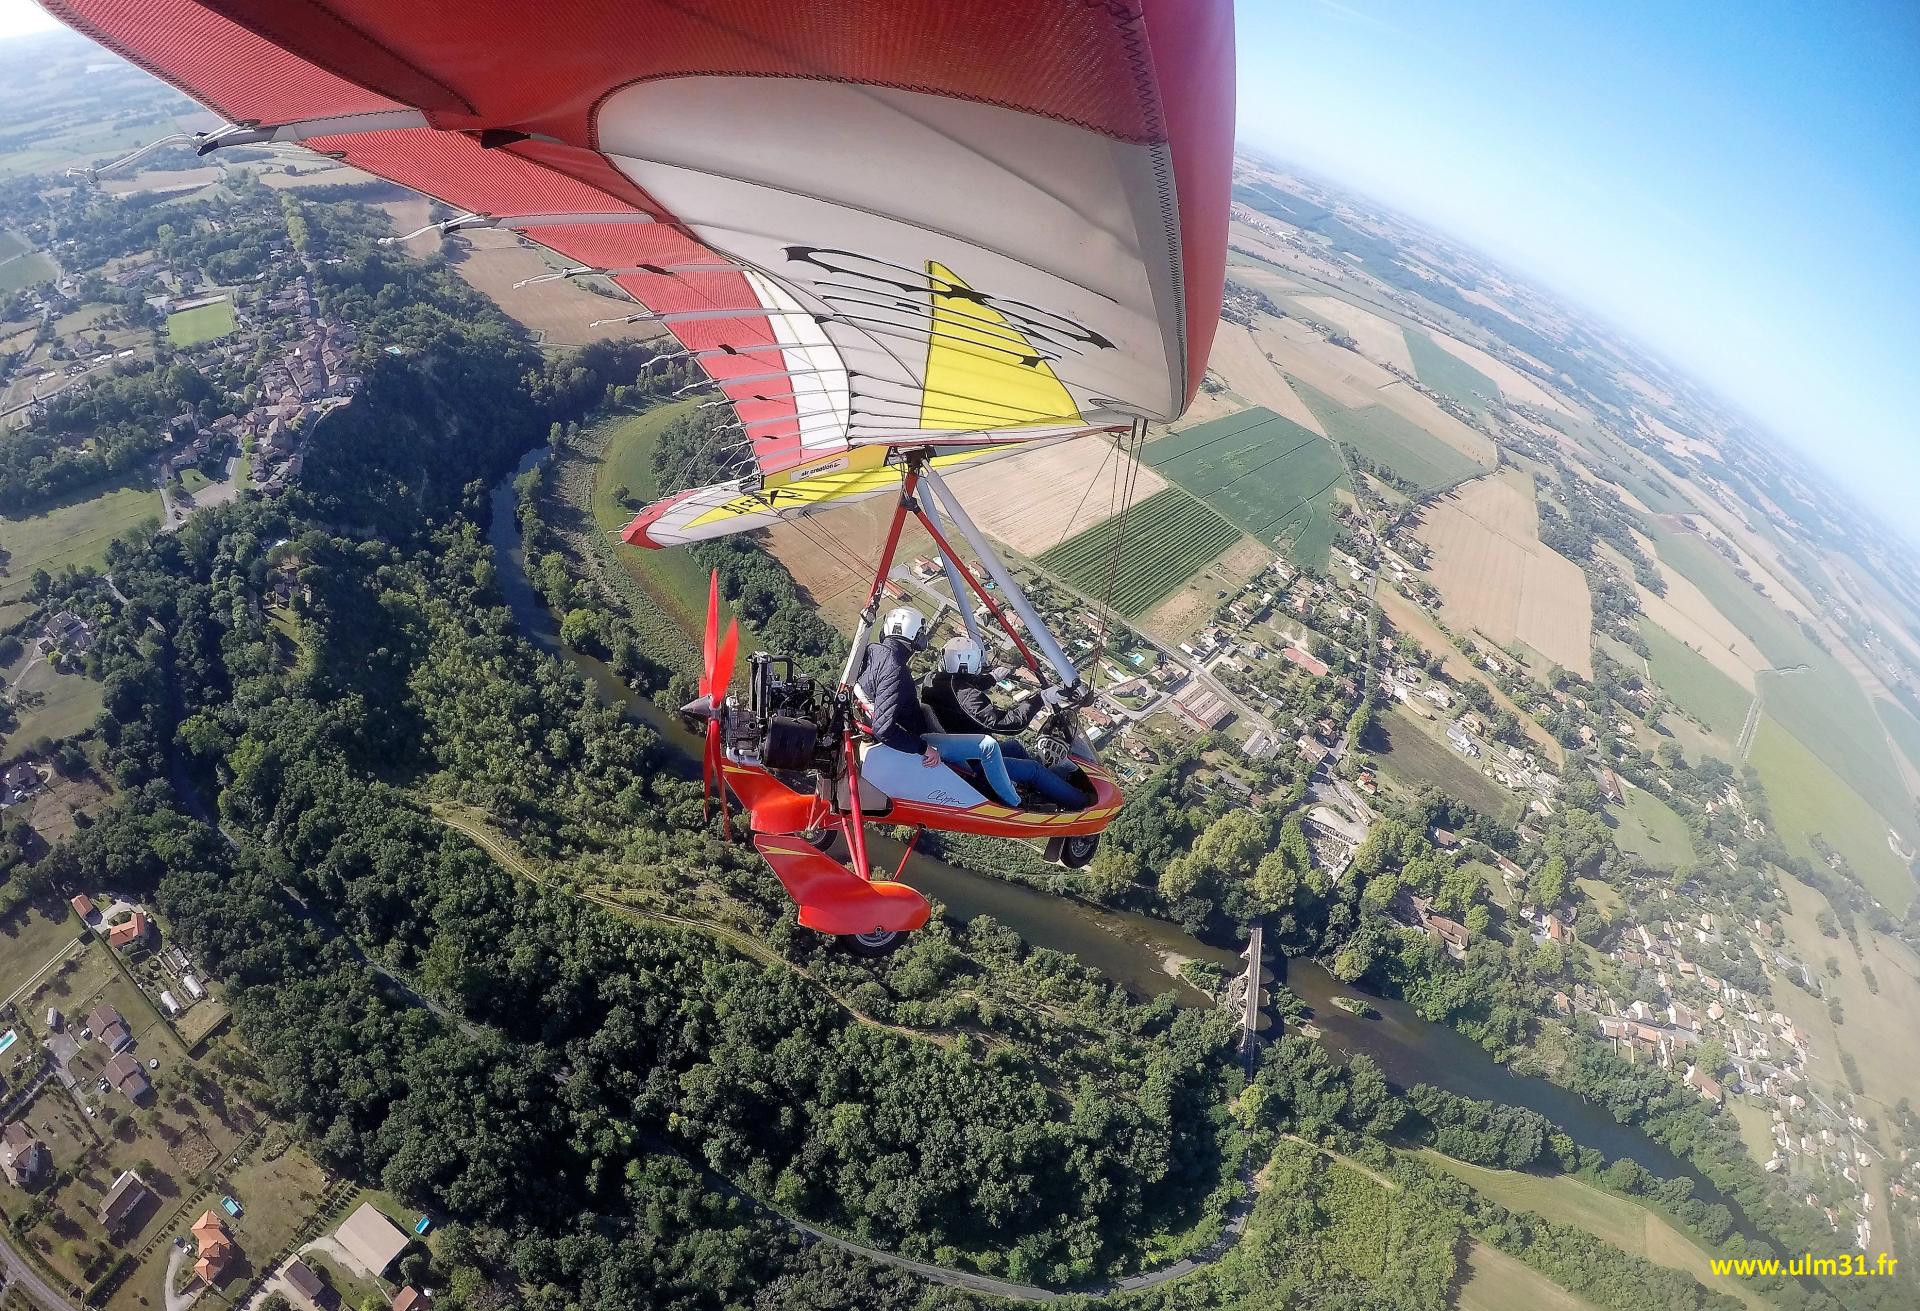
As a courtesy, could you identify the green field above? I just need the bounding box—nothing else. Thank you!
[0,250,56,292]
[1876,697,1920,773]
[0,477,162,603]
[1640,618,1751,746]
[1038,486,1241,617]
[589,400,734,646]
[1143,406,1350,571]
[1647,520,1915,830]
[1403,328,1501,412]
[1457,1242,1599,1311]
[166,297,238,346]
[1420,1152,1763,1311]
[1286,374,1485,491]
[1372,705,1515,820]
[0,645,105,754]
[1609,786,1697,868]
[1747,714,1914,908]
[0,231,25,259]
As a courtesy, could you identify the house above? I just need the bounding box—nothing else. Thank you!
[335,1202,409,1279]
[3,762,41,797]
[1,1123,50,1188]
[87,1003,132,1051]
[392,1289,427,1311]
[105,1052,152,1103]
[1280,644,1328,678]
[1685,1064,1723,1106]
[107,912,150,950]
[98,1169,152,1234]
[283,1258,329,1311]
[1597,768,1625,805]
[192,1209,238,1284]
[1446,720,1480,758]
[69,893,97,922]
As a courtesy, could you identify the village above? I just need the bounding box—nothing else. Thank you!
[0,888,439,1311]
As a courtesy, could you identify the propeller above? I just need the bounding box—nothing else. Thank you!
[681,571,740,837]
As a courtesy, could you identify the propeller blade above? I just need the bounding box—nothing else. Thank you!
[701,570,721,699]
[715,617,740,704]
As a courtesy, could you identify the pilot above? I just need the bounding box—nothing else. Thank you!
[923,636,1089,809]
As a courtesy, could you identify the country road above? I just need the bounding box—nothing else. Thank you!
[0,1227,83,1311]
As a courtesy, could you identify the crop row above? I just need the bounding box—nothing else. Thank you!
[1040,488,1240,616]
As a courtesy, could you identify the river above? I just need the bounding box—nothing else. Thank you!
[488,452,1717,1188]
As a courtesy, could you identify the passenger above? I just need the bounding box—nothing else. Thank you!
[923,637,1089,810]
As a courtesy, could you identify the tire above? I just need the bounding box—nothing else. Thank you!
[800,826,841,856]
[1057,833,1100,869]
[844,928,906,957]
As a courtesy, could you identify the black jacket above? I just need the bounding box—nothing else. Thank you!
[854,636,930,753]
[925,669,1040,736]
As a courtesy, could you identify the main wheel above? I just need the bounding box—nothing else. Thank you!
[1056,833,1100,869]
[800,826,841,856]
[844,928,905,957]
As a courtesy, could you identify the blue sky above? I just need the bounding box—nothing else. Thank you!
[1237,0,1920,532]
[4,1,1914,532]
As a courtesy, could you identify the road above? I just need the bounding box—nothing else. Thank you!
[0,1228,83,1311]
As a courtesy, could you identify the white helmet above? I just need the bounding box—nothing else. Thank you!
[940,636,985,675]
[882,606,927,645]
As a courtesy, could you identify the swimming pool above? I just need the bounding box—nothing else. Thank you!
[0,1029,17,1055]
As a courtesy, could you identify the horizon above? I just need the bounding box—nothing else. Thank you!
[3,2,1916,544]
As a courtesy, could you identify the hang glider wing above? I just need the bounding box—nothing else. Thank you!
[45,0,1233,541]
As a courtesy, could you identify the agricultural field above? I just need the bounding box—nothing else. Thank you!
[443,227,667,348]
[1746,714,1914,909]
[0,230,24,259]
[0,900,82,997]
[1413,471,1594,677]
[1287,374,1485,491]
[1038,487,1241,618]
[1403,328,1502,413]
[1419,1152,1761,1311]
[1640,618,1752,749]
[1456,1241,1600,1311]
[1138,536,1274,640]
[1369,704,1516,820]
[587,400,729,642]
[1203,319,1328,434]
[1378,585,1563,762]
[0,477,163,604]
[0,250,57,293]
[165,297,237,346]
[1289,293,1415,371]
[1876,697,1920,772]
[1143,406,1350,572]
[1608,786,1696,868]
[943,435,1169,557]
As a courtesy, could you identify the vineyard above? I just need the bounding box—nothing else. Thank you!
[1038,486,1241,616]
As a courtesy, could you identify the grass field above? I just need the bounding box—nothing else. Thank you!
[1143,406,1349,571]
[1420,1152,1762,1311]
[1404,328,1502,412]
[589,400,733,645]
[0,231,24,259]
[1875,697,1920,773]
[1372,704,1515,820]
[0,901,80,998]
[1288,374,1485,490]
[0,477,162,603]
[0,646,105,755]
[1609,786,1697,868]
[1641,618,1751,748]
[165,297,237,346]
[1456,1241,1600,1311]
[1038,486,1242,617]
[1747,714,1913,908]
[0,250,56,292]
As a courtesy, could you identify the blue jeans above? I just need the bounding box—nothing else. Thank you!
[923,733,1086,809]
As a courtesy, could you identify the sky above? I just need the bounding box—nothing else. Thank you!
[1,1,1914,530]
[1236,0,1920,533]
